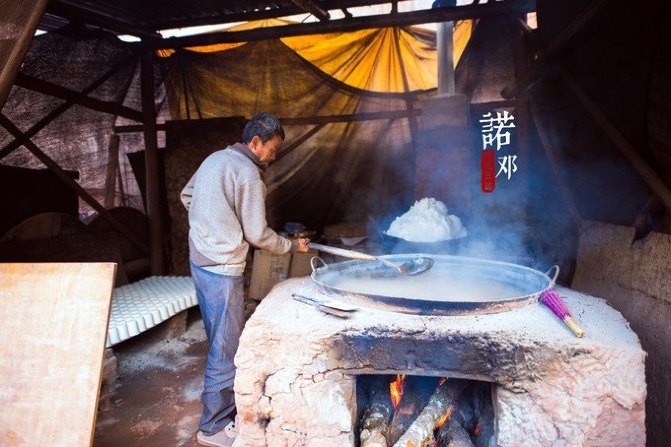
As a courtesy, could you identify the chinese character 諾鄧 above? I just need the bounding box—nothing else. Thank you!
[496,155,518,180]
[479,111,516,150]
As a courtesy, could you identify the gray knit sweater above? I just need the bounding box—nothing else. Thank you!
[181,143,294,275]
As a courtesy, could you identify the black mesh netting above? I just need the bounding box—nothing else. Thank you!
[0,26,170,214]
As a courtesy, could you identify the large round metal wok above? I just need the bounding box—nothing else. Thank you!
[310,254,557,316]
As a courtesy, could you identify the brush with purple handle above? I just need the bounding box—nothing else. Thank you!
[541,266,586,338]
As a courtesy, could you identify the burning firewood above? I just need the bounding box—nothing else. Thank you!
[388,376,437,444]
[392,380,466,447]
[360,427,389,447]
[435,417,474,447]
[360,376,395,447]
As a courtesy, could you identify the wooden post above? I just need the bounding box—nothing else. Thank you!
[393,28,419,196]
[117,161,127,207]
[513,17,530,222]
[104,135,120,208]
[437,21,455,96]
[141,51,164,275]
[0,0,50,109]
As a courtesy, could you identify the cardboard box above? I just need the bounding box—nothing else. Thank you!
[289,249,318,278]
[249,249,291,300]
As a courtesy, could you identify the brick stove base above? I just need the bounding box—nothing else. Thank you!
[233,278,646,446]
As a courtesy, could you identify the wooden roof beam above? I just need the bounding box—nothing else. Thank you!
[14,73,143,122]
[501,0,606,99]
[48,0,160,40]
[142,0,388,31]
[291,0,330,21]
[144,0,535,49]
[0,56,136,161]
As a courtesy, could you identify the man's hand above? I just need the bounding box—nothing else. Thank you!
[297,238,310,253]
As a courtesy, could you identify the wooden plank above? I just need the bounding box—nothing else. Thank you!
[141,51,165,275]
[0,262,117,446]
[14,73,144,122]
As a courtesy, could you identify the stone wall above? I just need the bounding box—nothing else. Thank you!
[234,278,646,446]
[572,221,671,447]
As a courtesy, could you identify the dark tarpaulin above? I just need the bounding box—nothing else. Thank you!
[0,165,78,235]
[0,27,170,218]
[160,37,419,232]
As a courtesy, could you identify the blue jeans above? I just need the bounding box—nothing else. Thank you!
[190,262,245,436]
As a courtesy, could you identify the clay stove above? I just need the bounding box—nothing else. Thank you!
[233,278,646,446]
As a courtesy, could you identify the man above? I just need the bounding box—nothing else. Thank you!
[181,112,309,447]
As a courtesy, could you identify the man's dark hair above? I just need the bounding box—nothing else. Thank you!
[241,112,285,144]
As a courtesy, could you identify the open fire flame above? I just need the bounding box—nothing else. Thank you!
[435,404,454,429]
[434,377,452,430]
[389,374,406,410]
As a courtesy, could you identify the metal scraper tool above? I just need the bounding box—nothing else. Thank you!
[291,293,359,318]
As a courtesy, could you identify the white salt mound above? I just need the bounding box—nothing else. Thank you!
[386,198,467,242]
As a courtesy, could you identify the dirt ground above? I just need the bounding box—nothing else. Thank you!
[93,264,260,447]
[93,310,210,447]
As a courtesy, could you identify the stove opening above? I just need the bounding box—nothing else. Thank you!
[356,375,495,447]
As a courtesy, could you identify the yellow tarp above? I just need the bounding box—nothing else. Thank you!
[161,37,423,228]
[281,21,471,92]
[160,18,472,93]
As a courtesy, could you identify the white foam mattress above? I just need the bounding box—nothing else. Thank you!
[107,276,197,347]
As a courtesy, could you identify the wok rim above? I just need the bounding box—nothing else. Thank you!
[310,254,553,315]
